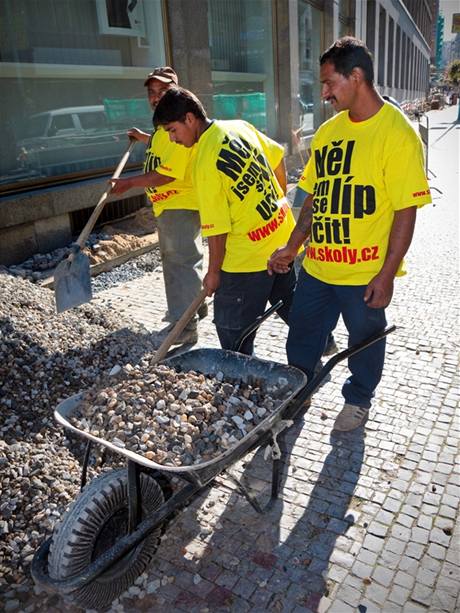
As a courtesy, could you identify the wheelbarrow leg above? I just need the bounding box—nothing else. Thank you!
[270,431,288,502]
[81,440,92,490]
[127,460,141,533]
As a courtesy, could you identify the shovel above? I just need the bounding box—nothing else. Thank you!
[54,140,136,313]
[151,288,207,364]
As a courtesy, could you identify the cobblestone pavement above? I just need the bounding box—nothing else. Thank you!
[74,107,460,612]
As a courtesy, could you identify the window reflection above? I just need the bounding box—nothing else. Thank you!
[0,0,165,190]
[208,0,275,135]
[298,1,322,134]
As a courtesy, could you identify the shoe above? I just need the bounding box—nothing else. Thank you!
[155,322,198,346]
[323,336,339,356]
[197,301,208,320]
[333,403,369,432]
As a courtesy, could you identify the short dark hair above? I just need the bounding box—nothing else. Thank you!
[320,37,374,85]
[153,87,207,126]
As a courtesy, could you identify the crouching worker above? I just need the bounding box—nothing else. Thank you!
[153,87,297,355]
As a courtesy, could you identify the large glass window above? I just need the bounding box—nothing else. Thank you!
[338,0,354,38]
[298,1,322,134]
[0,0,166,193]
[378,6,386,86]
[207,0,275,135]
[387,17,394,87]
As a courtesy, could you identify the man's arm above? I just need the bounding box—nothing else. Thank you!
[267,193,313,274]
[273,159,287,195]
[203,234,227,297]
[128,127,150,145]
[364,206,417,308]
[110,171,173,195]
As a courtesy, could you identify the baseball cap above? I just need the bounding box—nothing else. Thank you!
[144,66,178,86]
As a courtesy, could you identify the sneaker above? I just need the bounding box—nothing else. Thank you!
[323,335,339,356]
[197,301,208,320]
[155,322,198,346]
[333,403,369,432]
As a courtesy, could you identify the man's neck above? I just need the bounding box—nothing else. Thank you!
[196,118,213,141]
[349,87,384,122]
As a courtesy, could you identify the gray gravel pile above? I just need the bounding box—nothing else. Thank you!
[5,231,113,283]
[92,248,162,294]
[0,273,158,609]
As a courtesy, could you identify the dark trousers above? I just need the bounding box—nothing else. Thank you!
[287,269,387,408]
[213,268,296,355]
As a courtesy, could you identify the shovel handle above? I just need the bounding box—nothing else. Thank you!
[152,289,208,364]
[76,139,136,249]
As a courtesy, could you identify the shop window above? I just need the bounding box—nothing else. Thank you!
[387,18,394,87]
[366,0,376,56]
[338,0,354,38]
[378,6,386,86]
[207,0,276,135]
[298,1,322,134]
[395,25,401,89]
[0,0,166,193]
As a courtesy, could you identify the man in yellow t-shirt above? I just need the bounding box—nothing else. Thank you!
[153,87,297,354]
[269,37,431,431]
[110,67,204,345]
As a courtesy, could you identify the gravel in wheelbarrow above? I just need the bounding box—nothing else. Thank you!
[56,348,308,473]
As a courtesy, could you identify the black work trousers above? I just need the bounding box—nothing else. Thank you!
[213,267,296,355]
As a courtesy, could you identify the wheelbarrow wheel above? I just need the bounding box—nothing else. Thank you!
[48,468,164,609]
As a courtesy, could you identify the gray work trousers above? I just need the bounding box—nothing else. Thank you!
[156,209,203,325]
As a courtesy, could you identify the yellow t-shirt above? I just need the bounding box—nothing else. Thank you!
[193,120,296,273]
[144,126,198,217]
[298,102,431,285]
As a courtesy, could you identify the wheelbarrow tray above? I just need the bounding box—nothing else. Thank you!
[55,348,308,475]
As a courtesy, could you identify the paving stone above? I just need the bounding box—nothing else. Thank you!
[405,542,425,560]
[365,581,390,606]
[431,590,457,612]
[362,534,385,553]
[386,537,407,555]
[351,560,373,580]
[411,582,433,607]
[388,585,412,606]
[397,514,415,528]
[328,600,355,612]
[334,583,362,607]
[355,549,378,567]
[402,601,432,612]
[232,577,257,600]
[430,527,452,547]
[367,521,389,537]
[411,527,430,544]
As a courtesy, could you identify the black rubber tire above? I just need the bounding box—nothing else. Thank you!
[48,468,164,609]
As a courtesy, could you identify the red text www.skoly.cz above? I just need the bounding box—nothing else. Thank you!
[306,244,380,264]
[247,203,289,242]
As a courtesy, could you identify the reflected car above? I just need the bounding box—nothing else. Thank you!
[17,105,149,177]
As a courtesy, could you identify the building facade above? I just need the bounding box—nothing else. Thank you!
[0,0,436,264]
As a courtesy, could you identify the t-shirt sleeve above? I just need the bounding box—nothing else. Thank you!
[152,134,192,181]
[384,131,431,210]
[194,156,231,238]
[297,138,317,194]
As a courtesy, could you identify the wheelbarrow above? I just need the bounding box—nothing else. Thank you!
[31,307,395,609]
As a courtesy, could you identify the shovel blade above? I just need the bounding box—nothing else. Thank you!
[54,251,92,313]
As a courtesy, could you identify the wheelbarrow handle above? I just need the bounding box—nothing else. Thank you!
[76,139,136,249]
[233,300,283,352]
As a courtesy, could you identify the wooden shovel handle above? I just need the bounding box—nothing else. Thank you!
[76,139,136,249]
[152,289,208,364]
